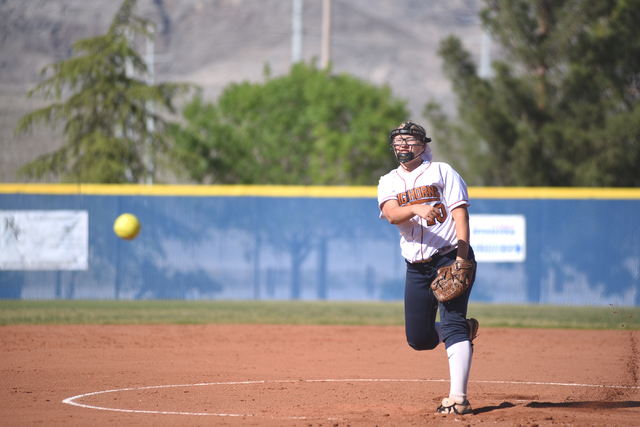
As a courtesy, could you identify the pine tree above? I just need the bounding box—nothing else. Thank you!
[14,0,192,183]
[425,0,640,186]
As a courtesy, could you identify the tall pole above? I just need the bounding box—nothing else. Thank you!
[479,30,492,78]
[124,28,134,182]
[320,0,331,69]
[145,24,155,185]
[292,0,303,63]
[125,28,134,78]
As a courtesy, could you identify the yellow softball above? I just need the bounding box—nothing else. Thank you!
[113,213,141,240]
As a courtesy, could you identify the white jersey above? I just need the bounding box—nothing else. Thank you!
[378,161,470,263]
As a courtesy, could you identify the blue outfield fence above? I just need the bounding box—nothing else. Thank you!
[0,185,639,306]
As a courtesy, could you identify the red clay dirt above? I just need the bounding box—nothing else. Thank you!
[1,324,639,426]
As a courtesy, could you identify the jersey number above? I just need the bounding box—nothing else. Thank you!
[426,203,447,226]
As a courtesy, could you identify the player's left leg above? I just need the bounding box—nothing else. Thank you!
[436,249,477,414]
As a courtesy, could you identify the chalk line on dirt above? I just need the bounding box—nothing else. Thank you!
[62,378,640,417]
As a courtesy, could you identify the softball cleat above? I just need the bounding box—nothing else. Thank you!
[468,318,479,342]
[436,398,473,415]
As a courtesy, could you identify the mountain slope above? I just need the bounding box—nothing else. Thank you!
[0,0,489,183]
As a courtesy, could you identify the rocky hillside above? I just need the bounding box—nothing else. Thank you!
[0,0,490,182]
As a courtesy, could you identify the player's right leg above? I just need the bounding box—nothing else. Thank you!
[403,261,440,350]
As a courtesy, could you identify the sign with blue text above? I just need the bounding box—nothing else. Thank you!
[469,214,526,263]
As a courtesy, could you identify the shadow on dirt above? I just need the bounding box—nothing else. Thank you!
[475,400,640,415]
[474,402,516,414]
[526,401,640,409]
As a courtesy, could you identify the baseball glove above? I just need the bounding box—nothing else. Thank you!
[431,259,476,302]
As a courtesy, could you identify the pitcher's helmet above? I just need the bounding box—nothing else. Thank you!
[389,121,431,163]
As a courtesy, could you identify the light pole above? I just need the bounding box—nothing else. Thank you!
[292,0,303,63]
[145,24,155,185]
[320,0,331,69]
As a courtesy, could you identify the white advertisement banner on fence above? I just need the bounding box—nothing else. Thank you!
[0,210,89,270]
[469,214,526,263]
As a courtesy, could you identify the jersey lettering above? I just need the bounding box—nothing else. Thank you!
[396,185,441,207]
[425,202,447,226]
[395,186,447,227]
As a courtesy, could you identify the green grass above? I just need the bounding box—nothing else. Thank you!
[470,303,638,330]
[0,300,637,330]
[0,300,405,326]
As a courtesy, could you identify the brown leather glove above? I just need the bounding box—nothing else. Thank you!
[431,259,476,302]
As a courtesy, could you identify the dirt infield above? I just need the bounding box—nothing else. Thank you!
[2,324,639,426]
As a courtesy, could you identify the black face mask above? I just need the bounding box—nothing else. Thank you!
[394,144,425,163]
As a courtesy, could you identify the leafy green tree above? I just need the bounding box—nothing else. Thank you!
[14,0,192,183]
[171,62,408,185]
[425,0,640,186]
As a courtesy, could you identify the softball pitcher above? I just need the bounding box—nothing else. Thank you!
[378,121,479,415]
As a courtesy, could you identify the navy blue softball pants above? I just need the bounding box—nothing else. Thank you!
[404,247,475,351]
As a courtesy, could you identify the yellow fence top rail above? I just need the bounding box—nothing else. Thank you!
[0,184,377,198]
[468,187,640,199]
[1,184,639,199]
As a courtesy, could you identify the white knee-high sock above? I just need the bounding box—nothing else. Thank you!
[446,340,472,403]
